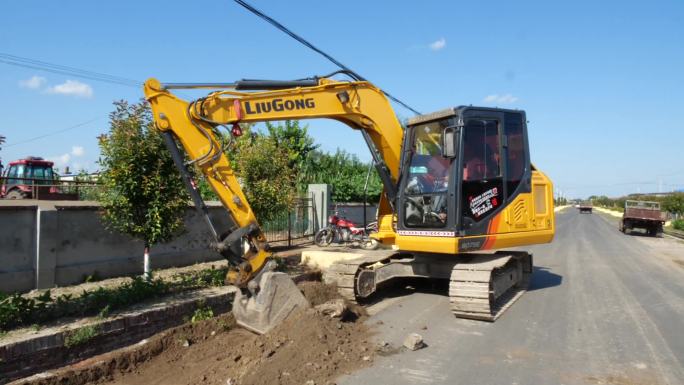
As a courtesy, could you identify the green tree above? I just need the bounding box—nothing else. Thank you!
[234,132,295,221]
[196,176,219,201]
[265,120,318,191]
[304,149,382,202]
[98,100,188,277]
[554,197,568,206]
[74,169,102,201]
[662,193,684,216]
[266,120,318,169]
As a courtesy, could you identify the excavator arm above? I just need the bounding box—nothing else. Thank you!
[143,76,404,285]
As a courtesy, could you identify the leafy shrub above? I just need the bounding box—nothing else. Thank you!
[191,306,214,324]
[0,267,228,333]
[673,219,684,231]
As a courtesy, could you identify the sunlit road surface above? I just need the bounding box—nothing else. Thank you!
[342,209,684,385]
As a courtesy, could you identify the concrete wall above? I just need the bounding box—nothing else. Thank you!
[0,202,233,293]
[0,206,37,292]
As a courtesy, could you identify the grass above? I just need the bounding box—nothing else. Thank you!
[64,325,99,348]
[0,267,228,334]
[190,305,214,324]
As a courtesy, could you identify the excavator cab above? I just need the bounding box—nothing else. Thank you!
[398,107,531,238]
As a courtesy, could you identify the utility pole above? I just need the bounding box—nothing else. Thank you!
[0,134,6,176]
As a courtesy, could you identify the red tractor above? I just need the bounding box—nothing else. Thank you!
[0,157,77,200]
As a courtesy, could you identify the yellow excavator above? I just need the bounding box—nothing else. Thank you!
[144,71,555,333]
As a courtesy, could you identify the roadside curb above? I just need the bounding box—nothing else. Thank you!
[1,266,320,384]
[0,286,235,384]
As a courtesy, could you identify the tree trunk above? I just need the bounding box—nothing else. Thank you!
[143,242,150,279]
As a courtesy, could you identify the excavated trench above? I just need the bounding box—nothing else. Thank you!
[16,282,375,385]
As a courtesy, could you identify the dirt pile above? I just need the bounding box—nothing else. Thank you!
[17,282,374,385]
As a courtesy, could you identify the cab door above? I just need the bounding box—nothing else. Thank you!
[459,109,531,236]
[397,118,456,232]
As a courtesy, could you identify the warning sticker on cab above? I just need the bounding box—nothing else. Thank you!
[469,187,499,218]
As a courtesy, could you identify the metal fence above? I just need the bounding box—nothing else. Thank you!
[261,196,316,246]
[0,177,102,200]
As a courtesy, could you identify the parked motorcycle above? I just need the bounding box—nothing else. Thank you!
[314,211,379,250]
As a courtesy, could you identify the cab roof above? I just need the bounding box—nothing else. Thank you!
[9,157,53,166]
[407,106,525,126]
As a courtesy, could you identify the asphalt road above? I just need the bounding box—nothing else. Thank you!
[341,209,684,385]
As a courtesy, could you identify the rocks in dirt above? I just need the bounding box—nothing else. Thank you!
[262,349,275,359]
[376,340,395,355]
[403,333,425,351]
[314,299,348,318]
[181,339,191,347]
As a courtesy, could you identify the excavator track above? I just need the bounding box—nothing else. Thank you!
[322,250,533,321]
[322,253,394,303]
[449,251,532,321]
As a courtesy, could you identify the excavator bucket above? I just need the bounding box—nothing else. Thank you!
[232,271,310,334]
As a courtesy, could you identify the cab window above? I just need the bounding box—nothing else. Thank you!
[403,120,452,228]
[7,165,25,185]
[6,166,17,185]
[29,166,53,185]
[504,112,525,194]
[405,122,450,194]
[462,119,503,222]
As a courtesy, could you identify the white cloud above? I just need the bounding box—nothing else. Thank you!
[483,94,519,104]
[48,153,71,168]
[429,38,446,51]
[47,80,93,98]
[19,75,47,89]
[71,146,85,157]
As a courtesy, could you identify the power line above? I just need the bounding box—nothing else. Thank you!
[233,0,421,116]
[3,117,104,148]
[0,53,141,87]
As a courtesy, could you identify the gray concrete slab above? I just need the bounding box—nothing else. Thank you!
[340,209,684,385]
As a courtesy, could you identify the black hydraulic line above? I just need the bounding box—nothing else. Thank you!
[235,78,319,90]
[161,131,219,241]
[233,0,421,116]
[363,162,374,228]
[360,130,397,206]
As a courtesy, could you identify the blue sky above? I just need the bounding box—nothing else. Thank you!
[1,0,682,198]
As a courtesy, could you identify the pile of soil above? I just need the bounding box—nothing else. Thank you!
[18,282,374,385]
[298,281,342,306]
